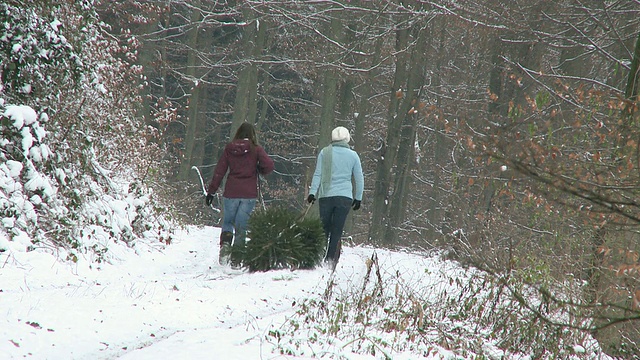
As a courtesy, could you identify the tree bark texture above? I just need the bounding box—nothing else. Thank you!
[232,6,267,135]
[177,4,204,181]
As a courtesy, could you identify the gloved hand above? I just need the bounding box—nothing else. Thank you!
[352,199,361,210]
[307,194,316,204]
[205,194,214,207]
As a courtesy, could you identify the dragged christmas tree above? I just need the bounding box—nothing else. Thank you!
[227,207,325,272]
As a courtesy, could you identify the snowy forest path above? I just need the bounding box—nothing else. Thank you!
[98,226,335,360]
[1,225,470,360]
[1,226,337,359]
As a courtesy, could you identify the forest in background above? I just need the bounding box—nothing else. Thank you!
[2,0,640,357]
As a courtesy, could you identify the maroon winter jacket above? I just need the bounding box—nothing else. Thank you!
[207,139,274,199]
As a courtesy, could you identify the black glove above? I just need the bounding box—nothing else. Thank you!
[352,199,361,210]
[307,194,316,204]
[205,194,214,207]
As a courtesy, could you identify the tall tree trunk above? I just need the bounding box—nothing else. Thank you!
[368,9,410,245]
[231,7,267,135]
[591,30,640,355]
[136,10,161,126]
[305,6,344,218]
[318,71,339,144]
[177,5,203,181]
[353,40,383,157]
[318,15,344,143]
[625,31,640,101]
[385,23,429,245]
[347,36,383,239]
[616,32,640,154]
[426,17,448,239]
[385,112,416,244]
[255,73,270,131]
[488,35,507,117]
[191,27,214,171]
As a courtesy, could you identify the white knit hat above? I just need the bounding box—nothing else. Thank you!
[331,126,351,143]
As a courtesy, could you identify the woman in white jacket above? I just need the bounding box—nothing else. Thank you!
[308,126,364,269]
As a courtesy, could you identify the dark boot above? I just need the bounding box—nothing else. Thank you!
[335,238,342,264]
[219,231,233,246]
[219,231,233,265]
[324,238,342,271]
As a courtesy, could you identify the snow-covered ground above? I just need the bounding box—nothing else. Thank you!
[1,226,611,360]
[0,226,445,360]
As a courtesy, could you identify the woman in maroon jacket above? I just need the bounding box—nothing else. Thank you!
[206,123,274,261]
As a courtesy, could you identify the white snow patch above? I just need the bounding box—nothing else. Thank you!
[4,104,38,129]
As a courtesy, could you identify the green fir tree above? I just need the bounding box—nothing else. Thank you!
[232,207,325,272]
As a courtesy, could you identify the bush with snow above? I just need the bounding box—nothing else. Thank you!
[0,2,173,263]
[0,101,171,263]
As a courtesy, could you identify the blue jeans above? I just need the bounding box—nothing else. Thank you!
[318,196,352,262]
[222,197,257,246]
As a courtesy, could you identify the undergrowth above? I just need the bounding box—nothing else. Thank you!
[265,251,610,359]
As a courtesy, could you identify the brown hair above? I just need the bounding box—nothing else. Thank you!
[233,122,259,147]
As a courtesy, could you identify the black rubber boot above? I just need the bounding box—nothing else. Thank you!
[335,238,342,264]
[219,231,233,246]
[219,231,233,265]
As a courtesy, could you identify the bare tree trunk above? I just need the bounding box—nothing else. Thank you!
[255,73,270,131]
[318,71,339,144]
[592,30,640,355]
[347,36,383,240]
[305,7,345,218]
[318,16,344,143]
[231,6,267,135]
[426,17,448,240]
[135,11,160,126]
[385,22,429,245]
[191,27,215,171]
[385,112,416,244]
[177,4,203,181]
[625,31,640,101]
[368,14,410,245]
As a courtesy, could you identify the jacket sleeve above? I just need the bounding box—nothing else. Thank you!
[309,151,323,197]
[207,149,229,194]
[256,146,275,175]
[353,152,364,201]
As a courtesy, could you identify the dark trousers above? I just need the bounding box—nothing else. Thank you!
[318,196,351,262]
